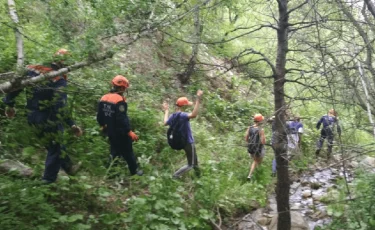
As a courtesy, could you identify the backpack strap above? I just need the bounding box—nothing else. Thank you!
[171,112,182,129]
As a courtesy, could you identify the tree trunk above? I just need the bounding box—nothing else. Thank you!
[7,0,24,69]
[179,4,201,84]
[356,59,375,138]
[274,0,291,229]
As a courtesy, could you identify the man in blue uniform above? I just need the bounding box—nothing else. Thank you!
[315,109,341,158]
[3,49,83,183]
[97,75,143,176]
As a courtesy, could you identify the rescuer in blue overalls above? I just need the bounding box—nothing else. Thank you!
[97,75,143,176]
[3,49,83,183]
[315,109,341,158]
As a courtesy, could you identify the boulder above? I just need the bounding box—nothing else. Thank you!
[269,211,309,230]
[0,159,33,177]
[359,156,375,169]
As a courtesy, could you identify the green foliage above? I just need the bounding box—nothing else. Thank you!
[2,0,375,229]
[324,173,375,230]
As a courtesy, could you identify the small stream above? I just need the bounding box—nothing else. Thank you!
[270,164,354,229]
[234,157,359,230]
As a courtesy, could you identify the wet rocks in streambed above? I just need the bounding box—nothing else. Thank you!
[268,211,309,230]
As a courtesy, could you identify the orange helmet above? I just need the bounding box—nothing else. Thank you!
[54,48,69,56]
[253,113,264,122]
[112,75,129,88]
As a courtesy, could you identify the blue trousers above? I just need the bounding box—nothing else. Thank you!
[108,135,138,175]
[316,128,334,153]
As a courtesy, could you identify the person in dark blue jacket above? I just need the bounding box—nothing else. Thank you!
[315,109,341,158]
[3,49,83,183]
[97,75,143,176]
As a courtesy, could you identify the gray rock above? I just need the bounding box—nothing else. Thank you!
[257,216,271,226]
[351,161,359,168]
[269,211,309,230]
[291,203,301,210]
[302,190,312,198]
[238,214,257,230]
[359,156,375,168]
[0,159,33,177]
[291,182,301,190]
[251,208,264,221]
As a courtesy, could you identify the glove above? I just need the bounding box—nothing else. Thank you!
[128,131,139,142]
[71,125,83,137]
[100,125,107,136]
[5,107,16,118]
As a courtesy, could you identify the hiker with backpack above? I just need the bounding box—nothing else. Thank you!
[245,113,266,180]
[315,109,341,158]
[162,90,203,179]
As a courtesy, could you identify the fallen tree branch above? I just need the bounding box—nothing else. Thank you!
[0,52,114,94]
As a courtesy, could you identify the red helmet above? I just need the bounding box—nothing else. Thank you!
[253,113,264,122]
[112,75,129,88]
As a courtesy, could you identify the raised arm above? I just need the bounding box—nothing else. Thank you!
[188,90,203,119]
[162,102,169,126]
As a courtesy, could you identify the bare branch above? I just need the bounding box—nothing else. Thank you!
[287,0,308,15]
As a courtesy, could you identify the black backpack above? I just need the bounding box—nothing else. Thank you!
[167,113,186,150]
[247,126,262,154]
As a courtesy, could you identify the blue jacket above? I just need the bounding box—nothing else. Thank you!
[2,65,75,127]
[96,92,131,137]
[316,115,341,134]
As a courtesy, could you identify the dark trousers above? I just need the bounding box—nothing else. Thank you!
[316,128,334,153]
[43,138,72,182]
[28,112,72,183]
[173,143,200,177]
[109,135,138,175]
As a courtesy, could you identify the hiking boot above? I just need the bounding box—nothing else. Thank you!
[135,170,143,176]
[315,149,320,158]
[271,172,276,177]
[247,175,252,181]
[40,179,54,185]
[65,162,82,176]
